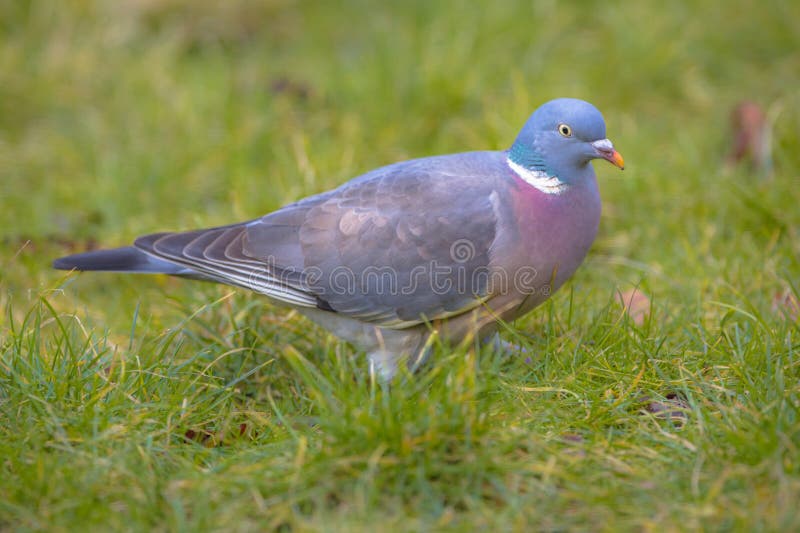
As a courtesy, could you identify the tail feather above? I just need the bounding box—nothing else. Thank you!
[53,246,192,275]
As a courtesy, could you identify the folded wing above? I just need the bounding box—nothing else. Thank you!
[133,153,506,328]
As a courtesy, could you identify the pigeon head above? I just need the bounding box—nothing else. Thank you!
[508,98,624,186]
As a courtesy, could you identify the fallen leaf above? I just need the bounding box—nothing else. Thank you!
[183,428,215,446]
[725,100,772,178]
[638,392,689,427]
[616,288,651,326]
[772,289,799,322]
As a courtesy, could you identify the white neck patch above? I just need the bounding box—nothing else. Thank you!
[506,157,568,195]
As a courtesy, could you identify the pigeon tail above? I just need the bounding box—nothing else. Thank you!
[53,246,190,275]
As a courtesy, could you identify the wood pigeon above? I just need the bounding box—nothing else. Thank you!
[54,98,624,379]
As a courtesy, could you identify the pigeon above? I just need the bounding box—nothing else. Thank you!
[54,98,624,379]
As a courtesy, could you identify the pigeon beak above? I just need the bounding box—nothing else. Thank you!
[592,139,625,170]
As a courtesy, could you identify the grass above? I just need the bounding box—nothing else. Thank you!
[1,0,799,530]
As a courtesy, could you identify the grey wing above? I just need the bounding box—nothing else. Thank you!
[292,155,505,328]
[133,221,322,309]
[134,152,507,328]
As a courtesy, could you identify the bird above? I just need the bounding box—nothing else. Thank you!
[54,98,624,380]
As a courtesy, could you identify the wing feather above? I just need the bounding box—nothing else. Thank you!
[131,151,510,327]
[134,226,319,308]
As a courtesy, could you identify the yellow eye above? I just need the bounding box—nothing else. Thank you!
[558,123,572,137]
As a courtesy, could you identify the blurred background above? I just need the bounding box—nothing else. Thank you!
[1,0,798,326]
[3,0,798,329]
[1,1,799,529]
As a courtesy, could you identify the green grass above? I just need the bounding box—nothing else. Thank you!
[2,0,800,530]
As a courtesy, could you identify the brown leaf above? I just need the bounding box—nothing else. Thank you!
[183,428,215,446]
[772,289,799,322]
[638,393,689,426]
[616,288,651,326]
[726,101,772,177]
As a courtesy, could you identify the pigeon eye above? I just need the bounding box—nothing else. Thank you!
[558,124,572,137]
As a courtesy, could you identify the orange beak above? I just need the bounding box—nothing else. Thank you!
[592,139,625,170]
[606,149,625,170]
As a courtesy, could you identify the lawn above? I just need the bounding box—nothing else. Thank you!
[1,0,799,530]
